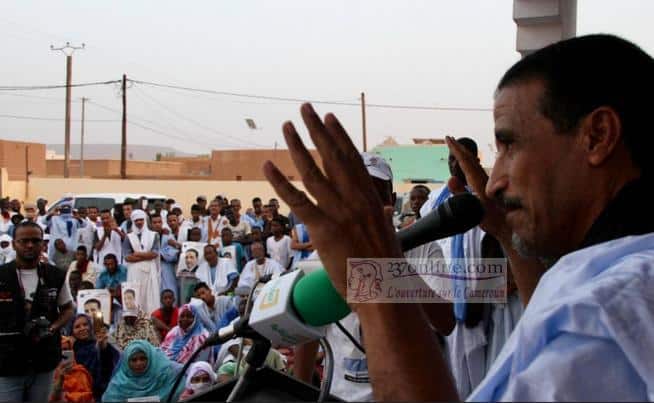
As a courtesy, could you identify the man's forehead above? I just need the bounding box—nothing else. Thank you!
[493,80,545,130]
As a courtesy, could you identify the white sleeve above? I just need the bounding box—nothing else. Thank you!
[495,334,648,402]
[238,262,255,289]
[57,276,73,306]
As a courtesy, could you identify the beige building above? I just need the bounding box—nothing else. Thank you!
[0,139,46,181]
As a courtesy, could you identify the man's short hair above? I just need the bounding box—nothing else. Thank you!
[124,289,135,297]
[76,245,88,254]
[84,298,101,309]
[165,198,175,204]
[498,34,654,174]
[103,254,118,264]
[271,217,284,226]
[161,289,175,298]
[185,248,199,258]
[100,209,111,215]
[13,221,44,237]
[411,185,431,195]
[191,204,202,212]
[252,197,261,204]
[194,282,211,293]
[455,137,478,156]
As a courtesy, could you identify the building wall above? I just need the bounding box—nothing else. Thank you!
[373,145,451,183]
[210,149,322,180]
[160,156,212,176]
[0,140,47,181]
[46,160,185,178]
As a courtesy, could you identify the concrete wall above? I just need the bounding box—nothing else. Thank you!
[0,140,47,181]
[161,156,212,176]
[211,149,322,181]
[514,0,577,56]
[46,160,185,178]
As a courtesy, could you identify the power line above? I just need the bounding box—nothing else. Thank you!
[85,99,240,150]
[0,113,118,122]
[129,78,492,112]
[131,85,269,148]
[0,80,121,91]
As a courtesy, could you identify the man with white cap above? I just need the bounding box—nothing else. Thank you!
[22,202,46,232]
[123,209,161,314]
[46,203,86,263]
[0,234,15,265]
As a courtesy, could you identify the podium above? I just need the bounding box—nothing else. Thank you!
[184,366,342,402]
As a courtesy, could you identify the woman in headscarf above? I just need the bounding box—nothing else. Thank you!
[160,304,211,364]
[115,310,161,350]
[102,340,184,403]
[179,361,218,400]
[69,314,121,400]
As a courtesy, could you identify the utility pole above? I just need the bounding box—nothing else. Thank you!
[121,74,127,179]
[361,92,368,152]
[25,146,29,201]
[80,97,88,177]
[51,42,85,178]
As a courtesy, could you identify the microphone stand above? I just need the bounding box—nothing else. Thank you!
[226,338,272,402]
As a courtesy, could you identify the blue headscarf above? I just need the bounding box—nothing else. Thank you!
[72,314,121,399]
[432,186,467,321]
[101,340,184,403]
[72,314,101,389]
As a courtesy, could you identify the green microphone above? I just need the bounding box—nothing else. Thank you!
[292,268,351,327]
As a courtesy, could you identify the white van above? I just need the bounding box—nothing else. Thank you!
[47,193,168,214]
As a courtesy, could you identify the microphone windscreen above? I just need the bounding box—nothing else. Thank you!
[292,268,351,327]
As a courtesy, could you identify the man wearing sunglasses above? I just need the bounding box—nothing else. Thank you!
[0,222,74,402]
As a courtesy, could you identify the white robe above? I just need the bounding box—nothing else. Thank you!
[196,258,238,295]
[238,258,284,289]
[126,230,160,314]
[95,227,123,265]
[470,233,654,401]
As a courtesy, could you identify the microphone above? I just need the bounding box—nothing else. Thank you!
[206,193,483,348]
[397,192,484,252]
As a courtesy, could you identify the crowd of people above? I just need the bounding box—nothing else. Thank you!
[1,33,652,402]
[0,194,316,402]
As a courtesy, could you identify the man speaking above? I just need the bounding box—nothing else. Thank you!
[263,34,654,400]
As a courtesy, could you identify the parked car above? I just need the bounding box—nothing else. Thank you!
[47,193,168,214]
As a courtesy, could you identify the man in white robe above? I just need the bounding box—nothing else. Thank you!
[95,210,125,264]
[238,242,283,290]
[47,204,86,263]
[122,209,160,315]
[268,35,654,401]
[196,244,238,296]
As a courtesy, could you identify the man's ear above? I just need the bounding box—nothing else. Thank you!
[580,106,622,167]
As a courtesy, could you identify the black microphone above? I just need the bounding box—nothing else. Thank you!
[397,192,484,251]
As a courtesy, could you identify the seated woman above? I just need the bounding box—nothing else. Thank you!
[50,340,94,403]
[179,362,218,400]
[102,340,185,402]
[160,304,211,364]
[115,310,161,350]
[68,314,121,400]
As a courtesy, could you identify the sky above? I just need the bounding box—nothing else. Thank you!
[1,0,653,166]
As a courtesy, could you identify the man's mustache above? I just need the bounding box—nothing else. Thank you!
[497,194,524,210]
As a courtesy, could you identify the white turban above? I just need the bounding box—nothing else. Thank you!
[131,209,147,222]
